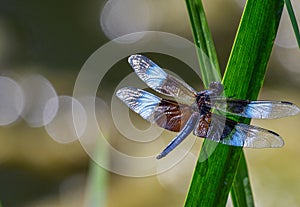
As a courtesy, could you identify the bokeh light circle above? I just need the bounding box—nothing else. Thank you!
[44,96,87,143]
[100,0,151,44]
[20,74,58,127]
[0,76,24,125]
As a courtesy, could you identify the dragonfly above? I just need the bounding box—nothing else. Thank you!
[116,54,300,159]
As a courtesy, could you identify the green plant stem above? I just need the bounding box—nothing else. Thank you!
[230,153,254,206]
[185,0,221,86]
[185,0,284,206]
[84,140,108,207]
[284,0,300,48]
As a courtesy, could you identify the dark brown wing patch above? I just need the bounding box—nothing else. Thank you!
[193,112,237,140]
[193,113,212,138]
[152,99,193,132]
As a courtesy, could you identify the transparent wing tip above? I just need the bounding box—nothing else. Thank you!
[267,130,285,148]
[115,87,127,99]
[128,54,143,65]
[277,101,300,117]
[243,129,285,148]
[115,87,135,100]
[291,103,300,116]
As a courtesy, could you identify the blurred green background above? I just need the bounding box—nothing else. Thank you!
[0,0,300,206]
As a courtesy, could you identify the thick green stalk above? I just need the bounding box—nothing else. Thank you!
[185,0,284,206]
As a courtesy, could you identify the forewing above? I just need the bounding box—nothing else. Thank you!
[116,87,193,132]
[211,98,300,119]
[193,113,284,148]
[128,54,197,105]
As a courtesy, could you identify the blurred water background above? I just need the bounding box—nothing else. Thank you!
[0,0,300,206]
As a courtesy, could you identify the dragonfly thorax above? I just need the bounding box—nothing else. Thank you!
[196,91,213,115]
[195,82,223,114]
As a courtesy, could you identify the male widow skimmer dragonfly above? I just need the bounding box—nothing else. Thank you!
[116,54,300,159]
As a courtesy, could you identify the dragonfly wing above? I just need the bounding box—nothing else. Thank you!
[116,87,161,121]
[152,99,194,132]
[128,54,197,105]
[193,113,284,148]
[211,98,300,119]
[230,123,284,148]
[116,87,193,132]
